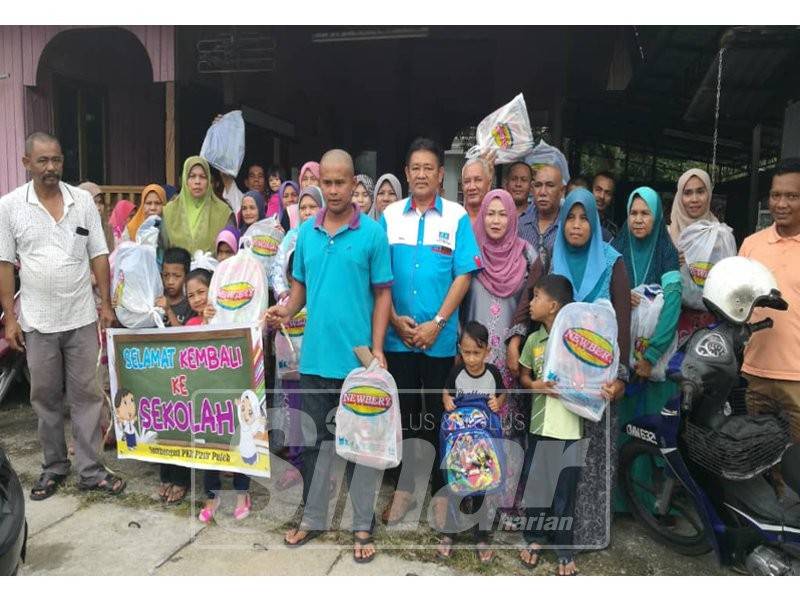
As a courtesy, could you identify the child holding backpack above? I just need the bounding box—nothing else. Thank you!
[517,274,581,575]
[438,321,506,564]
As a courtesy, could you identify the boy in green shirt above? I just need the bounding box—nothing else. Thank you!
[517,274,581,575]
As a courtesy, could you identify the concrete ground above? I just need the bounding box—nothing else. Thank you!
[0,386,734,576]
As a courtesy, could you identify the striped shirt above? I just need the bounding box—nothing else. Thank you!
[0,181,108,333]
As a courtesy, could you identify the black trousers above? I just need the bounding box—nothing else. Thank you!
[385,351,454,494]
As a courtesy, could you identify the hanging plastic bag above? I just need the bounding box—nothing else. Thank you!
[466,93,535,164]
[111,217,164,329]
[242,217,285,280]
[274,298,306,381]
[439,393,504,495]
[191,250,219,273]
[678,221,737,310]
[542,300,619,422]
[630,285,678,382]
[200,110,246,177]
[335,359,402,469]
[207,239,269,325]
[523,140,571,185]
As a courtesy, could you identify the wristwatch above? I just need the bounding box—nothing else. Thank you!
[434,314,446,329]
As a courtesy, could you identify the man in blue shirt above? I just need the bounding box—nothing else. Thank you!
[379,138,482,527]
[264,149,393,563]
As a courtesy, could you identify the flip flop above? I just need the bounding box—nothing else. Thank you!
[556,557,579,576]
[284,528,322,548]
[78,474,126,496]
[436,536,454,561]
[353,533,376,564]
[476,541,494,565]
[519,544,542,570]
[30,472,66,501]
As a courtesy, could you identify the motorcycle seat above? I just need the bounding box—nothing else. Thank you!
[722,474,800,529]
[782,444,800,498]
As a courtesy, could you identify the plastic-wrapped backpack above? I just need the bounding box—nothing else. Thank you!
[630,284,678,382]
[542,300,620,422]
[111,216,164,329]
[200,110,245,177]
[439,393,504,495]
[523,140,571,185]
[242,217,285,280]
[207,238,269,326]
[335,359,402,469]
[678,220,737,310]
[466,93,535,164]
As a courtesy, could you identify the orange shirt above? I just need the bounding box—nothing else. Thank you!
[739,224,800,381]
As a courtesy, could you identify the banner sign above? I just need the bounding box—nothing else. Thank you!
[107,324,269,478]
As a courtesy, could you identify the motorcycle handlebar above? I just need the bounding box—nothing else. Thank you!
[748,318,773,334]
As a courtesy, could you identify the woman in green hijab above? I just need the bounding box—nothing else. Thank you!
[612,186,682,512]
[162,156,234,254]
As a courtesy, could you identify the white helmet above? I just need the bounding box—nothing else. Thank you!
[703,256,787,323]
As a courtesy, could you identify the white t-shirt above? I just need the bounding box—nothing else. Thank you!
[223,180,244,214]
[0,181,108,333]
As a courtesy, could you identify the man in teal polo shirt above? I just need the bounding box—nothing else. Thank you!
[379,137,482,527]
[265,149,393,563]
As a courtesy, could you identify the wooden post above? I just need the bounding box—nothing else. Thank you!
[748,123,762,235]
[165,81,176,186]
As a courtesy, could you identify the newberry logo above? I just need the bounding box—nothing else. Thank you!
[342,386,392,416]
[563,328,614,368]
[491,123,514,149]
[251,235,280,257]
[688,261,713,286]
[216,282,255,310]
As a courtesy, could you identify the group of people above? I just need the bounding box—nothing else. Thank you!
[2,129,800,574]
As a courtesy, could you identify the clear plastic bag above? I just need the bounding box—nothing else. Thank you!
[200,110,246,177]
[466,93,535,164]
[630,284,677,382]
[542,300,619,422]
[242,217,285,279]
[274,299,306,381]
[523,140,571,185]
[111,219,164,329]
[335,359,402,469]
[208,240,269,326]
[190,250,219,273]
[678,221,737,310]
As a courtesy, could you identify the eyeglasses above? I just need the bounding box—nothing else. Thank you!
[769,191,800,202]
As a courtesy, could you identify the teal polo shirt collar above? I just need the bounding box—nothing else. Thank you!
[313,203,362,232]
[403,194,443,215]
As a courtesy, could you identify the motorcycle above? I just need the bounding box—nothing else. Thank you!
[0,447,27,575]
[619,256,800,575]
[0,292,28,408]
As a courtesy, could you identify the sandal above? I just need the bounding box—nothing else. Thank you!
[556,557,579,576]
[283,528,322,548]
[166,484,188,505]
[476,541,494,565]
[78,473,126,496]
[381,493,418,525]
[199,497,221,524]
[519,544,542,570]
[30,472,66,501]
[157,482,172,502]
[233,493,252,520]
[436,536,454,561]
[353,532,376,564]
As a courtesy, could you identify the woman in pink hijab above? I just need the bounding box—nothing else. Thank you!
[462,189,542,508]
[108,200,136,249]
[298,161,320,189]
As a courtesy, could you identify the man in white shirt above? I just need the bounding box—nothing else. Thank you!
[0,132,125,500]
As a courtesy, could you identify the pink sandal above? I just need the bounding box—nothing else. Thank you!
[198,498,220,523]
[234,494,252,520]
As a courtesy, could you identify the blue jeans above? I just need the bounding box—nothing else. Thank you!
[298,373,382,532]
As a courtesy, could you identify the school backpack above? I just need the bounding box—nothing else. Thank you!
[335,360,402,469]
[678,220,737,310]
[630,284,678,382]
[111,216,164,329]
[439,393,504,495]
[542,300,620,422]
[207,238,269,325]
[241,217,285,283]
